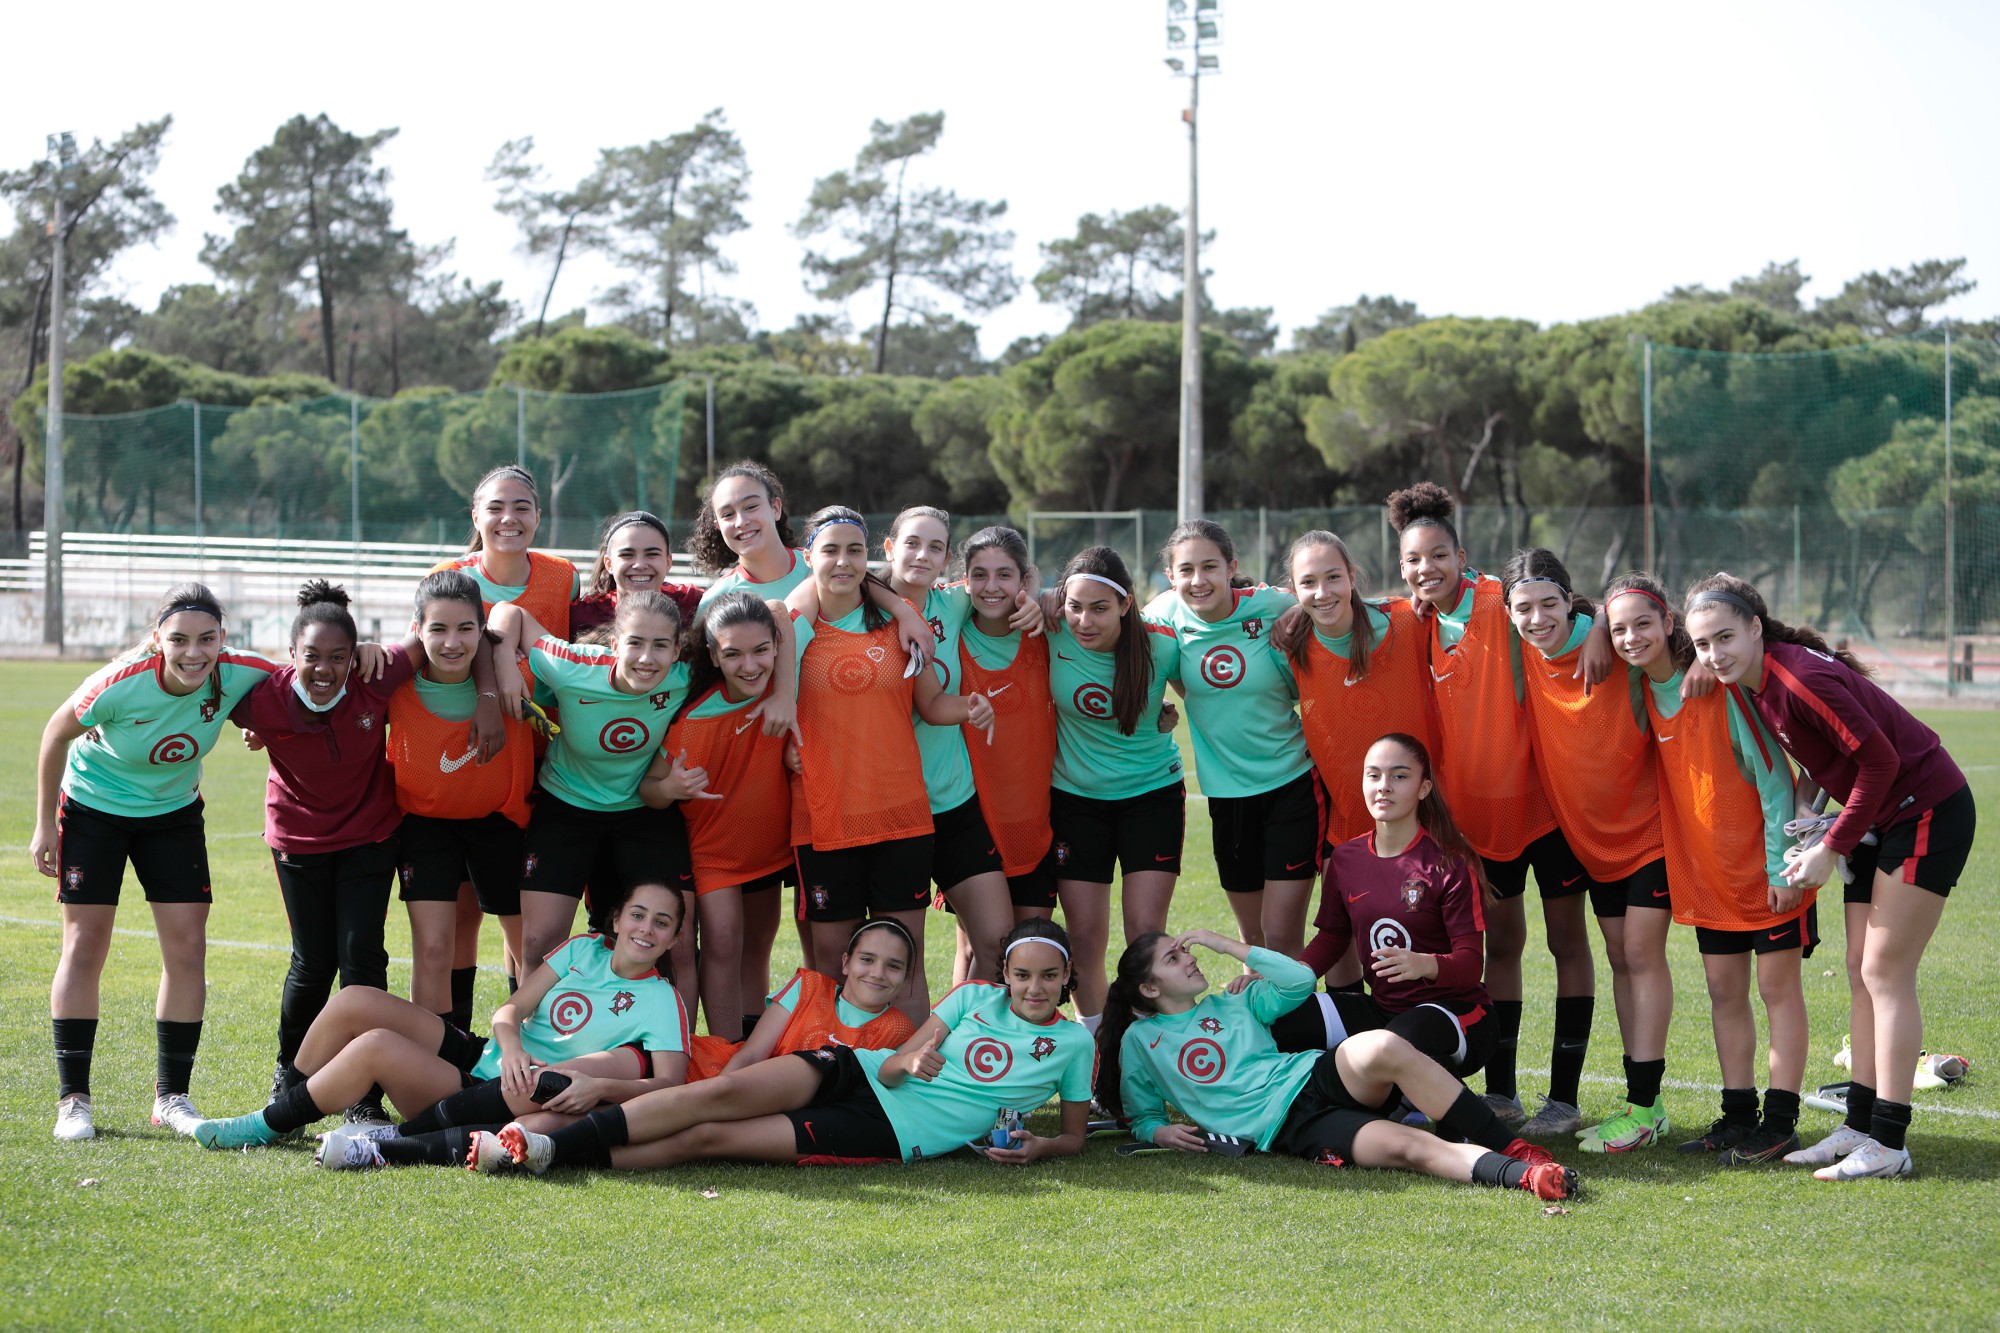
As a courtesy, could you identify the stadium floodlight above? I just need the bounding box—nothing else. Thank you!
[1198,52,1220,69]
[1167,22,1187,46]
[1164,56,1186,72]
[1198,20,1219,40]
[1168,0,1188,13]
[1161,2,1218,522]
[43,130,77,649]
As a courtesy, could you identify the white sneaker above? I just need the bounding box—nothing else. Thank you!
[54,1094,97,1142]
[1814,1138,1913,1180]
[1784,1124,1872,1166]
[314,1131,386,1170]
[151,1092,205,1137]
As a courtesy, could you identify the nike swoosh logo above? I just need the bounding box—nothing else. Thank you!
[1430,668,1453,683]
[133,718,158,725]
[1555,1041,1588,1053]
[1652,888,1671,898]
[1561,875,1581,888]
[1341,675,1363,688]
[1149,1035,1164,1049]
[440,749,477,774]
[1154,854,1175,863]
[576,699,605,705]
[986,683,1013,696]
[1055,653,1074,662]
[1768,930,1789,940]
[1656,734,1673,742]
[1285,859,1312,872]
[1347,893,1367,903]
[735,718,757,734]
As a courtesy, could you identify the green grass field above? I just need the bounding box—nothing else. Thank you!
[2,661,1996,1330]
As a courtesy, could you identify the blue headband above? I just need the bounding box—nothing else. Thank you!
[805,517,864,549]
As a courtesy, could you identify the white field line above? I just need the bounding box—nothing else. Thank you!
[1517,1066,2000,1122]
[0,913,506,974]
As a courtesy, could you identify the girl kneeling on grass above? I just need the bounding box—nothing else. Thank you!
[1098,929,1574,1200]
[1684,574,1975,1181]
[193,881,689,1158]
[469,918,1092,1173]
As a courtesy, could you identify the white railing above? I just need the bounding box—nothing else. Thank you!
[1,532,710,653]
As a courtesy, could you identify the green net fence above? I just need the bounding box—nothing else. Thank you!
[33,382,688,547]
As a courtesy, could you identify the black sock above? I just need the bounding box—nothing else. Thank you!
[53,1018,99,1099]
[1844,1082,1877,1135]
[264,1081,329,1135]
[1486,1001,1522,1101]
[547,1106,628,1170]
[405,1079,512,1136]
[1720,1086,1760,1127]
[1471,1151,1530,1189]
[1761,1088,1800,1136]
[1439,1087,1516,1153]
[506,973,518,995]
[376,1127,474,1167]
[742,1014,763,1042]
[448,967,478,1031]
[154,1020,203,1097]
[275,1061,307,1095]
[1549,996,1593,1105]
[436,1022,482,1072]
[1870,1098,1912,1152]
[1627,1057,1665,1107]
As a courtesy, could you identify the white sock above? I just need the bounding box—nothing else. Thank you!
[1080,1013,1101,1035]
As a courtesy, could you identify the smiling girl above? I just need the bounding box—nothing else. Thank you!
[1047,546,1184,1033]
[1503,549,1674,1152]
[31,584,276,1141]
[1386,484,1602,1139]
[642,593,799,1042]
[193,881,689,1158]
[786,506,993,1022]
[1603,573,1811,1166]
[477,917,1092,1173]
[1149,520,1318,955]
[691,462,808,610]
[1683,573,1973,1180]
[231,580,419,1106]
[572,511,705,640]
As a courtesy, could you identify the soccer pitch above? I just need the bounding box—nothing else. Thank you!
[2,661,1995,1330]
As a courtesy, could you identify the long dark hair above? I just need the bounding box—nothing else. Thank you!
[689,461,796,575]
[1094,930,1173,1119]
[587,511,671,598]
[290,579,356,648]
[1603,571,1693,674]
[673,590,780,725]
[1683,572,1871,677]
[130,582,229,714]
[801,504,892,631]
[1499,547,1595,622]
[464,464,539,554]
[1373,732,1491,899]
[1283,529,1378,681]
[1060,545,1153,735]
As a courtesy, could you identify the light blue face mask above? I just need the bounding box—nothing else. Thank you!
[292,674,348,713]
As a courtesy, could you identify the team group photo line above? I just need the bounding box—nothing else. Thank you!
[31,462,1977,1198]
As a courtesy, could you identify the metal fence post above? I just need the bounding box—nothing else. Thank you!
[1791,503,1802,625]
[192,400,203,569]
[350,395,361,575]
[1943,324,1956,697]
[516,386,526,470]
[1642,339,1655,572]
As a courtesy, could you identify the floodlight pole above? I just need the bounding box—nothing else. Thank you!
[43,134,71,650]
[1178,53,1203,525]
[1943,323,1955,697]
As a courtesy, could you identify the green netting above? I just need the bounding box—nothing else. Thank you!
[39,383,687,546]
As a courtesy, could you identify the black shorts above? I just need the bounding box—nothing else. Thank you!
[1483,828,1593,902]
[1268,1047,1398,1164]
[931,796,1005,891]
[55,794,212,907]
[518,789,692,902]
[1589,857,1671,918]
[1847,783,1976,903]
[397,812,525,915]
[784,1045,902,1163]
[1207,770,1321,894]
[933,849,1059,916]
[796,835,933,921]
[742,868,791,894]
[1271,990,1493,1080]
[1048,782,1185,883]
[1697,903,1821,957]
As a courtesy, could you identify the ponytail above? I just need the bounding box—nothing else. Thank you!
[290,579,356,648]
[1376,733,1492,901]
[1061,546,1153,735]
[1094,931,1171,1119]
[1282,530,1377,681]
[1683,572,1871,677]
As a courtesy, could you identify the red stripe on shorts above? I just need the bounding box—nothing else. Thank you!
[1903,809,1934,885]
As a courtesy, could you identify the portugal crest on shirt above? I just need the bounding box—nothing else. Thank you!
[1243,618,1264,640]
[1030,1035,1058,1061]
[199,697,219,722]
[649,691,671,710]
[1400,877,1428,909]
[1199,1017,1223,1034]
[610,990,636,1016]
[357,712,377,731]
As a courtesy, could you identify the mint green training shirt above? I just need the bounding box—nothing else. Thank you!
[1147,586,1311,798]
[1047,618,1184,800]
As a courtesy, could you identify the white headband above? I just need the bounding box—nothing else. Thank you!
[1512,576,1567,594]
[1065,572,1127,599]
[1004,935,1071,962]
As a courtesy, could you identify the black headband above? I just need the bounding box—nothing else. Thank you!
[158,602,217,625]
[1687,589,1760,619]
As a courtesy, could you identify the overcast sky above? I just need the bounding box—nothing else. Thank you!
[10,0,1996,356]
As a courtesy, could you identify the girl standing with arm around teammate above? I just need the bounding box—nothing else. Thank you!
[1047,546,1185,1036]
[1388,483,1600,1139]
[1605,574,1813,1165]
[786,506,993,1023]
[1684,574,1974,1180]
[476,918,1092,1174]
[31,584,276,1141]
[1504,548,1676,1152]
[232,581,417,1105]
[571,511,704,639]
[1150,521,1321,956]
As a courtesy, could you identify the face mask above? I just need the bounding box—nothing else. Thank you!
[292,674,348,714]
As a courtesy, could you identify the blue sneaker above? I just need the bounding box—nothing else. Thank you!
[194,1112,282,1150]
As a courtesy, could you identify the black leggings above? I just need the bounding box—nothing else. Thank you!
[270,837,396,1064]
